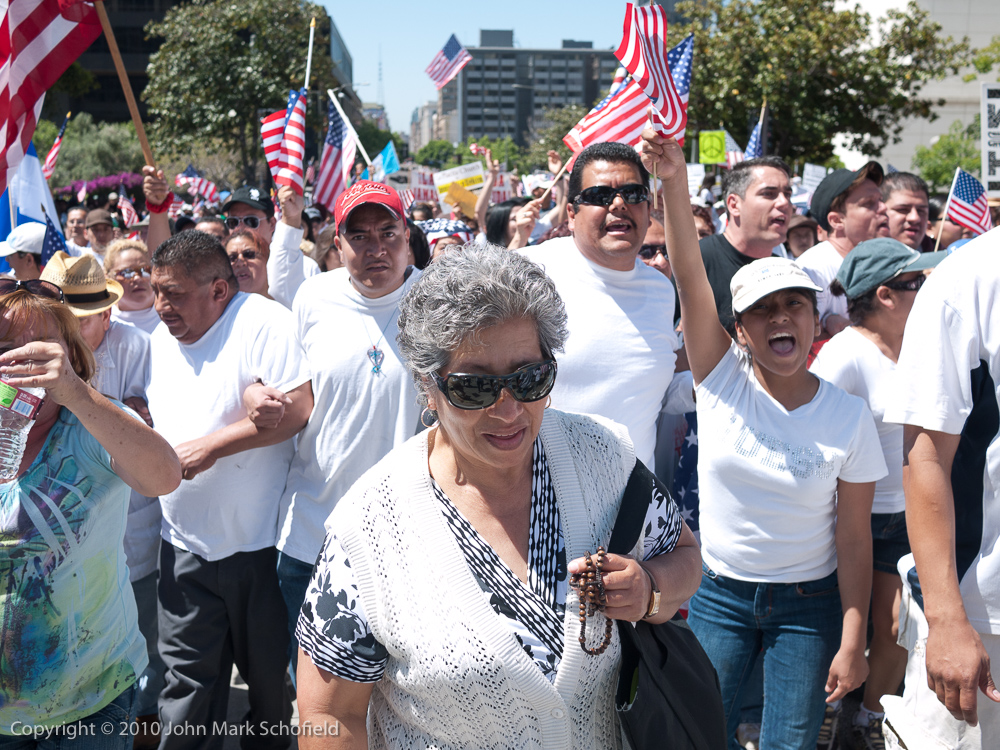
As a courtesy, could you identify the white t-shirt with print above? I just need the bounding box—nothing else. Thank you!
[811,326,904,514]
[697,340,887,582]
[276,268,422,564]
[522,236,680,470]
[883,234,1000,633]
[796,240,847,324]
[147,292,310,560]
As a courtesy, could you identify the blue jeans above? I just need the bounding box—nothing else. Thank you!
[1,684,137,750]
[687,564,842,750]
[276,552,315,689]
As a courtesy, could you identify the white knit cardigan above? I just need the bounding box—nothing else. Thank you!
[327,409,637,749]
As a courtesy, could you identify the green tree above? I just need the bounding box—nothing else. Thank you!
[356,121,406,165]
[457,136,525,174]
[32,113,143,189]
[415,140,458,169]
[525,105,587,171]
[670,0,969,163]
[912,118,982,193]
[144,0,338,184]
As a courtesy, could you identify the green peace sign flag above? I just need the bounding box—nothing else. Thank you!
[699,131,727,165]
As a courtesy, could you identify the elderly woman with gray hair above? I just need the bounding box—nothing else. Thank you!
[294,243,700,749]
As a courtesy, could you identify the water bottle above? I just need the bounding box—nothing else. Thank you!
[0,379,46,479]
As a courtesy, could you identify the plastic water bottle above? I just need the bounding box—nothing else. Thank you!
[0,380,46,479]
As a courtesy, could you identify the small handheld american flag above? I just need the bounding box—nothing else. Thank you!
[946,168,993,236]
[426,35,472,91]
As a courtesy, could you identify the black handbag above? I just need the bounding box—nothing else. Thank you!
[607,461,727,750]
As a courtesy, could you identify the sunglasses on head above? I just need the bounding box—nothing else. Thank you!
[0,278,65,303]
[638,243,666,260]
[224,216,261,230]
[228,249,259,263]
[573,184,650,207]
[113,265,151,281]
[883,275,926,293]
[431,360,558,410]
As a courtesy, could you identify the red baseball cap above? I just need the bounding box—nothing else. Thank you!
[334,181,404,234]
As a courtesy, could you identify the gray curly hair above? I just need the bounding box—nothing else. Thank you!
[397,242,569,406]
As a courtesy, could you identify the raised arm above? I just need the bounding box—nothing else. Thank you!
[475,148,499,231]
[639,125,732,383]
[142,166,172,255]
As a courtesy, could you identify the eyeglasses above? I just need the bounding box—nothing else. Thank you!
[431,360,558,410]
[224,216,261,230]
[883,275,926,293]
[573,184,650,207]
[0,278,66,302]
[638,243,666,260]
[113,265,152,281]
[228,249,259,263]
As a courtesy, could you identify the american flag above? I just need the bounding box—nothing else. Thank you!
[42,111,70,180]
[724,130,744,168]
[168,194,182,219]
[400,189,415,212]
[610,65,628,92]
[175,165,219,202]
[614,5,688,142]
[118,184,138,227]
[276,88,307,195]
[261,110,286,181]
[313,100,357,212]
[469,143,488,156]
[426,34,472,90]
[744,121,763,159]
[0,0,100,197]
[41,210,68,265]
[947,168,993,235]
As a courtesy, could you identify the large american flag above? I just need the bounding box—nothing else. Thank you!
[1,0,101,196]
[175,165,219,202]
[42,110,70,180]
[275,88,307,195]
[614,4,688,141]
[426,34,472,90]
[947,168,993,235]
[313,100,357,212]
[565,33,693,154]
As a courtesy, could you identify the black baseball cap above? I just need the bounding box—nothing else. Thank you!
[222,186,274,218]
[810,161,884,232]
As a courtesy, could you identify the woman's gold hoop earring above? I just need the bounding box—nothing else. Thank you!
[421,407,438,428]
[545,396,552,409]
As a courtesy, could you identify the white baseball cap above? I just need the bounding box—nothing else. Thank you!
[0,222,46,258]
[730,257,822,314]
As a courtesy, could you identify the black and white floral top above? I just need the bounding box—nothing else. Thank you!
[297,439,684,683]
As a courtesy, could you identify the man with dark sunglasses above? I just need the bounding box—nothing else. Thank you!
[522,140,692,474]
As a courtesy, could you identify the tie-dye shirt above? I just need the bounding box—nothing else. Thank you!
[0,406,147,733]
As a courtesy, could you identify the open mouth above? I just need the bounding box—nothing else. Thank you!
[768,332,796,355]
[604,219,634,234]
[484,426,526,449]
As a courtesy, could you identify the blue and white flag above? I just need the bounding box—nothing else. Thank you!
[1,142,61,273]
[361,141,401,184]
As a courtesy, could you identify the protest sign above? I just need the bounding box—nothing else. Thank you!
[982,82,1000,197]
[802,163,828,194]
[686,163,706,197]
[698,131,726,165]
[433,162,484,199]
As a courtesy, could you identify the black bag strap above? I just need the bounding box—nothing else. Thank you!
[608,458,651,556]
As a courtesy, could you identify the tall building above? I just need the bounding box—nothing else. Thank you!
[442,30,619,147]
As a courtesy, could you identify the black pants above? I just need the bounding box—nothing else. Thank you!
[157,544,291,750]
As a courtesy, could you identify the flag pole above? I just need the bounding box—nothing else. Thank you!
[649,110,658,209]
[536,159,571,207]
[933,167,960,253]
[327,89,372,166]
[304,17,317,91]
[93,0,154,166]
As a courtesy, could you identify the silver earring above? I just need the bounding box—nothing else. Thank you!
[421,407,437,428]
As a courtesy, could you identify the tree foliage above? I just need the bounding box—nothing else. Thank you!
[912,118,982,193]
[671,0,970,163]
[413,136,527,174]
[32,113,144,189]
[524,105,586,171]
[356,121,406,165]
[144,0,338,185]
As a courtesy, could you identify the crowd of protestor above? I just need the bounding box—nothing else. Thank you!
[2,124,1000,750]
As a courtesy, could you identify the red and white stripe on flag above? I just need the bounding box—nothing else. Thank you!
[42,135,63,179]
[614,3,687,142]
[275,92,307,195]
[168,193,182,219]
[563,78,650,153]
[260,110,285,181]
[0,0,101,196]
[119,193,139,228]
[947,169,994,236]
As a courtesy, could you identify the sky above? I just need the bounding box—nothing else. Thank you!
[318,1,626,134]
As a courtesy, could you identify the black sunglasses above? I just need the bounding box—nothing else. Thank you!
[228,249,259,263]
[574,183,650,207]
[113,265,151,281]
[883,275,926,293]
[431,360,558,410]
[638,243,666,260]
[0,278,65,302]
[224,216,261,230]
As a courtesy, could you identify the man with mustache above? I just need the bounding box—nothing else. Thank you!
[522,141,691,473]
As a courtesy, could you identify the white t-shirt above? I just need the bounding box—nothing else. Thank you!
[112,304,161,335]
[64,239,87,257]
[147,292,310,560]
[884,234,1000,633]
[811,326,904,514]
[697,341,886,582]
[796,240,848,324]
[266,221,321,309]
[522,236,679,469]
[276,268,422,564]
[90,320,160,581]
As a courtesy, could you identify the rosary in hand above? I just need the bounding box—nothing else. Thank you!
[569,547,613,655]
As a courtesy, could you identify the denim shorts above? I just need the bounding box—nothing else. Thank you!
[871,511,910,575]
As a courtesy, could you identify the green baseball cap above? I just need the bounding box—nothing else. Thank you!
[835,238,947,300]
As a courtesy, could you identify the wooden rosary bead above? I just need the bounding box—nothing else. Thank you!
[568,546,613,656]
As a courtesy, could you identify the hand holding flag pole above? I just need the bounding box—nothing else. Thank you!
[93,0,154,166]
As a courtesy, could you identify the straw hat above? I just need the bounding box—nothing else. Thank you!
[40,251,123,315]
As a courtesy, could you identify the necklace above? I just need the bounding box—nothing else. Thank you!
[569,546,613,655]
[353,301,400,375]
